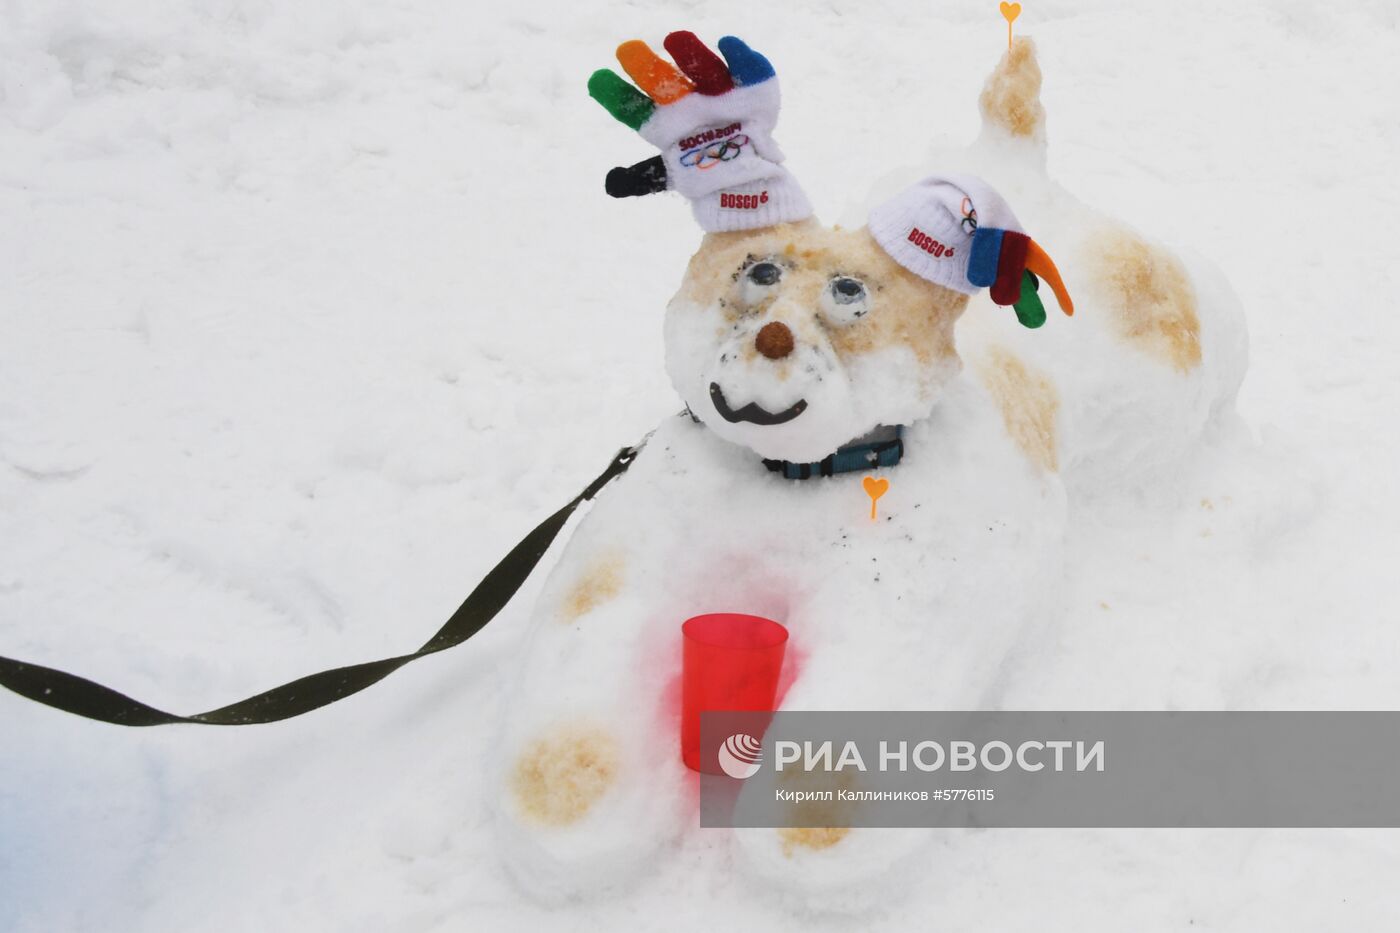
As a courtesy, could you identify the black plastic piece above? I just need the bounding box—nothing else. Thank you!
[605,156,669,198]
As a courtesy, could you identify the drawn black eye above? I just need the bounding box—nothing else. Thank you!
[831,277,866,305]
[747,262,782,286]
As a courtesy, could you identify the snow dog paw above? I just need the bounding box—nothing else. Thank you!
[509,722,620,826]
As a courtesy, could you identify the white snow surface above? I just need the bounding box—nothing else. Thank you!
[3,0,1400,929]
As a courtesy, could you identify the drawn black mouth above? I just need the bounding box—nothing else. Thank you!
[709,382,808,426]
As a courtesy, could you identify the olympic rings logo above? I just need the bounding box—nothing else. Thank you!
[680,134,751,170]
[960,196,978,234]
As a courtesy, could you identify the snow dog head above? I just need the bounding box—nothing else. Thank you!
[665,222,968,462]
[590,31,1072,463]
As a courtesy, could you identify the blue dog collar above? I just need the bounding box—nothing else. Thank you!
[762,425,904,480]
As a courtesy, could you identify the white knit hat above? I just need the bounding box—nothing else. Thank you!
[866,172,1075,328]
[867,173,1024,294]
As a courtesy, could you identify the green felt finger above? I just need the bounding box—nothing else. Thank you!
[588,69,655,130]
[1012,270,1047,329]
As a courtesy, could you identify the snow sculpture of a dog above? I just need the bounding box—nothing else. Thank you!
[491,34,1246,904]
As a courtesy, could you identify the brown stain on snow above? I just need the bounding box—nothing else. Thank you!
[510,722,619,826]
[1087,226,1202,372]
[974,346,1060,473]
[779,826,851,856]
[559,553,625,623]
[775,768,858,857]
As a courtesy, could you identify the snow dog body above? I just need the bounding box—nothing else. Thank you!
[491,37,1246,904]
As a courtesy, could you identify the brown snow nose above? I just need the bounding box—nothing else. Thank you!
[755,321,794,360]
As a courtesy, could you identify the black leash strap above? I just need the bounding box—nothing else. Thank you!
[0,443,642,726]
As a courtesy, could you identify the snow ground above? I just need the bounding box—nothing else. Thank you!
[3,0,1400,929]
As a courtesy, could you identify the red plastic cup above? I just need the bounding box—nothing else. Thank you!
[681,613,789,773]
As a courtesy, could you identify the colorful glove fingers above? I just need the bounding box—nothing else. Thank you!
[588,31,813,233]
[967,228,1074,328]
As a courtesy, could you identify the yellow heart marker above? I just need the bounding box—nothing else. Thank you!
[862,475,890,520]
[1000,1,1022,50]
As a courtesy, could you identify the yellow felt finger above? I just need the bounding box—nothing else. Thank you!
[617,40,694,105]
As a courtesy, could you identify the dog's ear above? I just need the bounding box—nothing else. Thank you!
[867,174,1072,329]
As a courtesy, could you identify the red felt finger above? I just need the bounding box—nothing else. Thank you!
[991,231,1031,306]
[663,30,734,95]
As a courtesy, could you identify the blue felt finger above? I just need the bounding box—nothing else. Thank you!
[717,36,775,86]
[967,227,1005,288]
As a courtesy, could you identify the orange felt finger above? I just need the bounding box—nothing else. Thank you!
[617,40,694,104]
[1025,240,1074,316]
